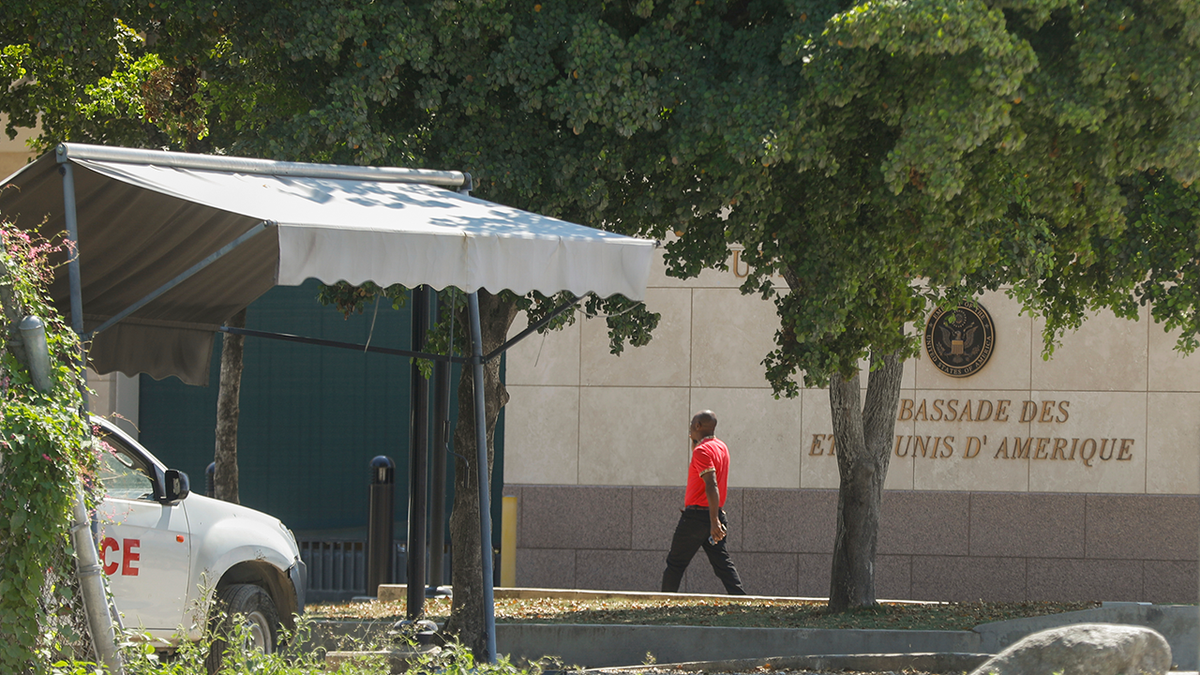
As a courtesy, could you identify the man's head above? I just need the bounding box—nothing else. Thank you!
[689,410,718,442]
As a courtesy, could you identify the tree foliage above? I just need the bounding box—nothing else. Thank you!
[128,0,1197,391]
[5,0,1198,623]
[6,0,1198,382]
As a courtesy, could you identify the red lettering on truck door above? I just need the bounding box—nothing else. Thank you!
[101,537,119,575]
[122,539,140,576]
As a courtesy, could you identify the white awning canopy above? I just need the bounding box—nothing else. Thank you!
[0,144,655,385]
[1,143,645,662]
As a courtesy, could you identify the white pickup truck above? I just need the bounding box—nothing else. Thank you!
[92,417,306,658]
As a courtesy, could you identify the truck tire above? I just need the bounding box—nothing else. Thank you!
[205,583,279,673]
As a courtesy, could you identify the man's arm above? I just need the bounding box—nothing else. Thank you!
[702,471,726,542]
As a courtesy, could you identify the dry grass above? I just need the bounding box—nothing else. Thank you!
[308,595,1100,631]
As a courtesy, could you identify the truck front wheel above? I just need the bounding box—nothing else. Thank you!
[205,583,280,672]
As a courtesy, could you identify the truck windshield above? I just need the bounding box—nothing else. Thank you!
[96,434,154,501]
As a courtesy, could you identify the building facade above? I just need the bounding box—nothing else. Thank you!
[502,249,1200,602]
[7,129,1196,601]
[0,117,37,178]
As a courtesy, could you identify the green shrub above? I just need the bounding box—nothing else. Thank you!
[50,610,559,675]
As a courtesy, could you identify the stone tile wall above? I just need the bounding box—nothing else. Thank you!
[505,485,1199,604]
[0,114,37,178]
[505,251,1200,496]
[501,245,1199,602]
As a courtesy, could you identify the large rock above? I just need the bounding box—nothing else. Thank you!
[970,623,1172,675]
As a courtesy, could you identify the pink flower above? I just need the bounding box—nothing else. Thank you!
[42,454,52,461]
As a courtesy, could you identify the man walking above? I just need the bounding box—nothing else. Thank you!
[661,410,746,594]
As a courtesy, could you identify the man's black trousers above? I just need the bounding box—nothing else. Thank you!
[661,507,746,594]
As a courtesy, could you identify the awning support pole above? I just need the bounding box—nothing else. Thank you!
[467,291,497,662]
[59,162,124,675]
[483,294,583,363]
[85,221,272,340]
[428,291,451,593]
[60,164,84,336]
[406,285,430,619]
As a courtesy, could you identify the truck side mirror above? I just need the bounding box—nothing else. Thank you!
[162,469,191,504]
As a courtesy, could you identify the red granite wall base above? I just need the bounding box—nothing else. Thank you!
[505,485,1199,603]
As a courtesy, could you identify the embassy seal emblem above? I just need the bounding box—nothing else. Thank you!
[924,302,996,378]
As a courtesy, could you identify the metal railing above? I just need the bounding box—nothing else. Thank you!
[298,539,407,601]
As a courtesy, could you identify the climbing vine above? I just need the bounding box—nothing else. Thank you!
[0,221,95,673]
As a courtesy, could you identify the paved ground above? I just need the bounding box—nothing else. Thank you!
[606,670,936,675]
[601,668,1200,675]
[318,589,1199,674]
[487,600,1196,671]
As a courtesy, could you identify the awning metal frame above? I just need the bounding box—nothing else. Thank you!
[54,145,541,662]
[216,293,585,367]
[484,295,582,363]
[85,221,273,341]
[217,325,473,364]
[56,142,469,187]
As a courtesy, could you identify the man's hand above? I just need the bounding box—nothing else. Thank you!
[703,470,725,542]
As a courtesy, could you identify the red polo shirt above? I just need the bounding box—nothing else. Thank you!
[685,437,729,508]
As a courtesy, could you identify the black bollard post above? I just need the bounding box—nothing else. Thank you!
[205,462,216,498]
[367,455,395,597]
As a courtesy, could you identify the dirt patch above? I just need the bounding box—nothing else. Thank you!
[308,596,1099,631]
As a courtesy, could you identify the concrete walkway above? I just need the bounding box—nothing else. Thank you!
[314,588,1199,672]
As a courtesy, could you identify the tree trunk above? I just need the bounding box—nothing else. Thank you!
[442,290,518,657]
[827,349,903,612]
[213,308,247,504]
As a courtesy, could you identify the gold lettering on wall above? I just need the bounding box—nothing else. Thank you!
[805,398,1139,470]
[996,400,1011,422]
[810,434,836,456]
[899,398,1070,423]
[986,436,1135,467]
[1020,401,1037,423]
[813,431,1136,468]
[731,249,751,279]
